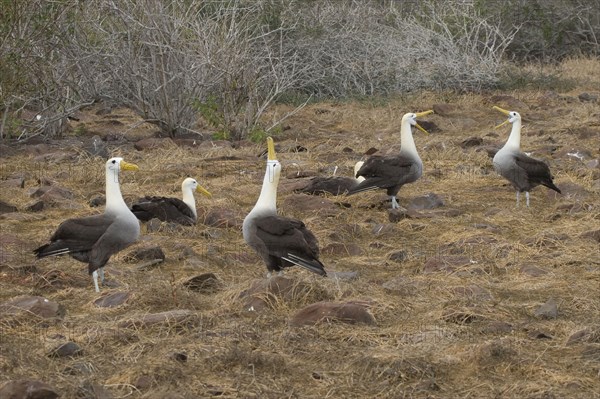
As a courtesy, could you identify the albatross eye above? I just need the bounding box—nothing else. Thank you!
[111,160,116,164]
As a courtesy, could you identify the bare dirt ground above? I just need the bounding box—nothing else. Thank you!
[1,58,599,398]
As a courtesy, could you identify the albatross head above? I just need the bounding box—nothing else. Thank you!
[107,157,139,173]
[402,110,434,134]
[493,106,521,128]
[182,177,212,198]
[266,137,282,185]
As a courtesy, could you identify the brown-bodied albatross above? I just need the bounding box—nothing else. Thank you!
[34,157,140,292]
[492,106,561,207]
[131,177,211,225]
[296,161,365,196]
[243,137,327,277]
[346,110,434,209]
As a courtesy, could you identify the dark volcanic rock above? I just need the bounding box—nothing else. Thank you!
[89,195,106,207]
[26,200,45,212]
[460,136,484,148]
[534,298,559,319]
[289,301,376,327]
[578,92,598,102]
[282,193,340,217]
[388,250,408,263]
[86,135,110,158]
[321,242,363,257]
[94,291,131,308]
[519,264,549,277]
[489,94,528,110]
[408,193,445,210]
[388,208,409,222]
[240,276,322,312]
[48,341,83,358]
[30,185,73,200]
[202,207,242,228]
[580,229,600,243]
[0,296,64,319]
[0,380,59,399]
[77,381,114,399]
[182,273,221,293]
[0,200,18,214]
[118,309,196,328]
[432,103,457,117]
[422,255,471,273]
[124,246,165,263]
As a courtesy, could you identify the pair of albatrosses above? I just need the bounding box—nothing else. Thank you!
[34,158,211,292]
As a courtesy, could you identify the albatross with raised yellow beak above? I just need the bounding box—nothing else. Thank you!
[347,110,434,209]
[34,157,140,292]
[243,137,327,277]
[492,106,561,207]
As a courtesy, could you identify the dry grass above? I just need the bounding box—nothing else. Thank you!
[1,58,599,398]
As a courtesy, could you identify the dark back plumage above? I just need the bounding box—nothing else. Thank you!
[131,196,196,225]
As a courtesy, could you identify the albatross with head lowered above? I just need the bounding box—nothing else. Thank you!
[346,110,434,209]
[131,177,211,225]
[492,106,561,207]
[34,157,140,292]
[243,137,327,277]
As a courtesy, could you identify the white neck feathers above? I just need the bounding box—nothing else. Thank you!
[252,161,279,214]
[504,119,522,150]
[181,187,197,218]
[105,167,129,215]
[400,119,419,157]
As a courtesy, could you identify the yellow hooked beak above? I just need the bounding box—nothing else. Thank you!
[414,110,434,134]
[492,106,511,129]
[267,137,277,161]
[120,161,139,171]
[196,184,212,198]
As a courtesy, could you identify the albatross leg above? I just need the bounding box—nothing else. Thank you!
[525,192,530,207]
[98,268,105,284]
[516,191,520,207]
[391,196,400,209]
[92,270,100,292]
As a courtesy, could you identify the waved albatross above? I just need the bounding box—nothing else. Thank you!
[492,106,561,207]
[243,137,327,277]
[347,110,434,209]
[297,161,365,196]
[34,157,140,292]
[131,177,211,225]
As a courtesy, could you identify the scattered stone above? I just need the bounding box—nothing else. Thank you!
[482,321,514,334]
[408,193,444,210]
[169,351,188,363]
[136,259,164,271]
[581,345,600,362]
[26,200,45,212]
[30,185,73,200]
[89,196,106,207]
[182,273,221,293]
[0,380,59,399]
[578,92,598,102]
[453,285,492,301]
[0,200,18,214]
[422,255,471,273]
[62,361,96,376]
[281,194,340,217]
[388,207,409,222]
[240,276,324,312]
[201,207,242,228]
[566,328,600,345]
[134,375,153,390]
[289,301,376,327]
[48,341,83,358]
[523,232,569,248]
[418,120,440,133]
[528,329,553,340]
[321,242,363,257]
[519,264,548,277]
[381,277,418,296]
[118,309,196,328]
[388,250,408,263]
[124,246,165,263]
[77,381,113,399]
[432,103,456,117]
[460,136,483,148]
[534,298,558,319]
[489,94,528,110]
[371,223,399,237]
[580,229,600,243]
[0,296,65,319]
[327,271,359,281]
[94,291,131,308]
[0,177,25,188]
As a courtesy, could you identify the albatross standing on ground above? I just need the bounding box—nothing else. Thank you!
[243,137,327,277]
[346,110,434,209]
[34,157,140,292]
[492,106,561,207]
[131,177,211,225]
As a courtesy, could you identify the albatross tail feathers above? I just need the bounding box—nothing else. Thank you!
[33,244,71,259]
[346,182,379,196]
[282,254,327,277]
[542,181,561,194]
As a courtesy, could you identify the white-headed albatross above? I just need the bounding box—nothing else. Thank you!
[243,137,327,277]
[492,106,561,207]
[347,110,434,209]
[297,161,366,196]
[34,157,140,292]
[131,177,211,225]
